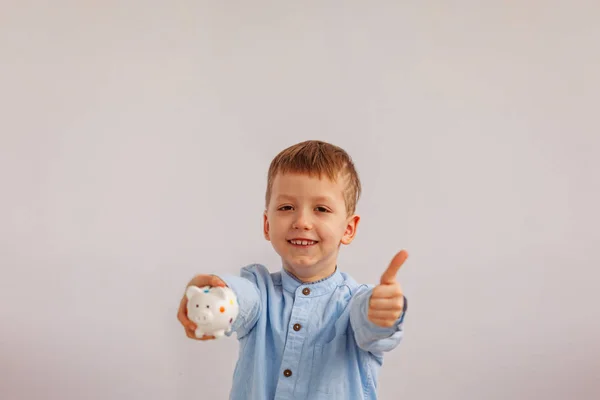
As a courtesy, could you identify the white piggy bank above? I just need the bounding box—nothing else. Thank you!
[186,285,239,339]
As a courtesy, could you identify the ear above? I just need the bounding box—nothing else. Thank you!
[185,285,203,300]
[263,211,271,241]
[210,287,228,300]
[341,214,360,245]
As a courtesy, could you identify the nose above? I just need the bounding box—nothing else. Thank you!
[292,209,313,230]
[199,310,213,322]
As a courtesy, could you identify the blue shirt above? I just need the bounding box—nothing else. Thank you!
[218,263,407,400]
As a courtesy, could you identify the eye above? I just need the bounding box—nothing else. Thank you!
[315,206,330,212]
[196,304,199,308]
[206,305,210,308]
[278,205,293,211]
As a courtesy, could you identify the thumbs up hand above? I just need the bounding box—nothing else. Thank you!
[368,250,408,328]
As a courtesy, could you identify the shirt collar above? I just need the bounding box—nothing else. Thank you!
[280,265,345,297]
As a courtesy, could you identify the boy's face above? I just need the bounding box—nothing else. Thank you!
[263,172,360,282]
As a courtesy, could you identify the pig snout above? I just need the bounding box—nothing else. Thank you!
[193,309,214,324]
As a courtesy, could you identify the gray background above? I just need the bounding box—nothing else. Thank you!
[1,1,599,399]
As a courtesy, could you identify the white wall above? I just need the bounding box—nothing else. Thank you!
[1,1,599,399]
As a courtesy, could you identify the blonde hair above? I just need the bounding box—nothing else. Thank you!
[265,140,361,215]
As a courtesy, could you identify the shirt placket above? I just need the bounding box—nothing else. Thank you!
[274,285,313,399]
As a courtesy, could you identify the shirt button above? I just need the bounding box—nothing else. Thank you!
[283,369,292,377]
[302,287,311,296]
[293,323,301,331]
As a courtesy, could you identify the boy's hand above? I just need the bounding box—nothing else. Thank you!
[177,274,227,340]
[368,250,408,328]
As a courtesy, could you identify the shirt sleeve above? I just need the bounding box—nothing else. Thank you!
[349,284,407,355]
[216,264,263,340]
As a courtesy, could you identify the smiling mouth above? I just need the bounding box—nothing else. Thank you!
[287,239,318,247]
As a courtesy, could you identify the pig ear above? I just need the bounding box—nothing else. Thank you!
[185,285,203,299]
[210,287,228,300]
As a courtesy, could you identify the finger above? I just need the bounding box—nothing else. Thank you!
[177,297,190,325]
[182,318,197,334]
[380,250,408,285]
[369,317,397,328]
[368,308,401,320]
[210,275,226,287]
[369,296,405,311]
[185,328,197,339]
[189,275,213,288]
[187,274,227,289]
[177,296,199,334]
[371,283,403,299]
[177,297,197,326]
[186,332,212,340]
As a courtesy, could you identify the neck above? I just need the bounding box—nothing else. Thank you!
[283,264,337,283]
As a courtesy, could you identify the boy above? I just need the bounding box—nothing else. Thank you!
[177,140,409,399]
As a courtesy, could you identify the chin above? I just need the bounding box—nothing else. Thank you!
[284,255,322,269]
[287,259,317,269]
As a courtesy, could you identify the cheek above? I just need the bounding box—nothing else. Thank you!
[318,220,343,240]
[269,218,288,237]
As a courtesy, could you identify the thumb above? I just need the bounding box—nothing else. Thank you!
[380,250,408,284]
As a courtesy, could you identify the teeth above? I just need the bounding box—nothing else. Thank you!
[290,240,316,245]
